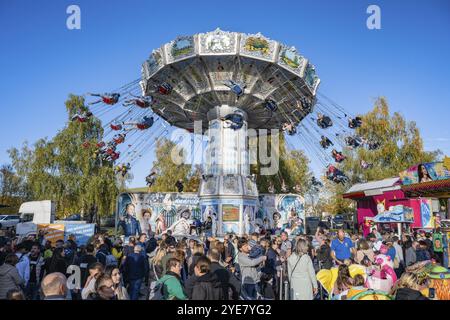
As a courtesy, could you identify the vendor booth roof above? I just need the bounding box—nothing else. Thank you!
[401,178,450,198]
[343,177,401,199]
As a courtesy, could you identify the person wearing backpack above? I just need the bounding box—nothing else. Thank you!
[154,258,187,300]
[189,256,222,300]
[96,244,117,267]
[122,245,148,300]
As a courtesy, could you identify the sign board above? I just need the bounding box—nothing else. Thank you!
[64,223,96,246]
[222,205,240,221]
[37,224,65,246]
[420,199,435,229]
[373,205,414,223]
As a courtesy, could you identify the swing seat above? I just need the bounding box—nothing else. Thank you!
[264,99,278,112]
[110,123,122,131]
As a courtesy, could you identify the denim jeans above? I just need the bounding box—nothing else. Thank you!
[25,282,40,300]
[128,279,143,300]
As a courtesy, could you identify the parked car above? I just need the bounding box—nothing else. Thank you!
[0,215,21,230]
[64,214,82,221]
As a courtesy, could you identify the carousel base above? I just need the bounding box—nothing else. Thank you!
[199,174,259,236]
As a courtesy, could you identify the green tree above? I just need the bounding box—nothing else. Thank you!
[150,138,196,192]
[253,133,312,194]
[0,164,30,214]
[8,95,119,219]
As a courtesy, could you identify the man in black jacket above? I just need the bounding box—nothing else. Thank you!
[184,256,222,300]
[208,248,240,300]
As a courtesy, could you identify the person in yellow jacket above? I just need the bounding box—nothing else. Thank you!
[111,240,124,265]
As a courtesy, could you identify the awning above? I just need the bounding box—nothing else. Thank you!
[373,205,414,223]
[401,178,450,198]
[343,177,401,199]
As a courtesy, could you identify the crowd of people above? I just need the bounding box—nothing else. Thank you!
[0,222,448,301]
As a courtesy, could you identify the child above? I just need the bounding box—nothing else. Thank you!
[346,274,367,300]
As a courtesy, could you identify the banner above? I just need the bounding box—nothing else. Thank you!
[373,205,414,223]
[433,233,444,253]
[400,162,450,185]
[64,223,96,246]
[420,199,435,229]
[37,224,65,246]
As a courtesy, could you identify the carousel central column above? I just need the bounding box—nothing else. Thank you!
[199,105,259,236]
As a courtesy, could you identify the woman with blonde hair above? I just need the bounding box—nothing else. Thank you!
[390,272,429,300]
[150,246,167,280]
[287,239,318,300]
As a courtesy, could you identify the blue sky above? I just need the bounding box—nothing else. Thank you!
[0,0,449,188]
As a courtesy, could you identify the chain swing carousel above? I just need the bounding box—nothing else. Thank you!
[79,29,378,236]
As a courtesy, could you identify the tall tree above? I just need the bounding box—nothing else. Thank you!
[253,133,312,194]
[149,138,196,192]
[8,95,119,219]
[0,164,29,213]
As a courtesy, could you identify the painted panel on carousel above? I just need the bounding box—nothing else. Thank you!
[142,48,165,79]
[277,45,308,77]
[400,162,450,185]
[200,176,219,195]
[116,193,200,235]
[239,32,278,62]
[165,35,197,63]
[199,28,238,55]
[303,63,320,95]
[223,221,240,234]
[201,204,219,221]
[222,204,240,222]
[244,176,258,196]
[222,175,242,195]
[276,194,306,232]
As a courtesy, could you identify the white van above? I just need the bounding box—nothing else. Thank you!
[15,200,56,237]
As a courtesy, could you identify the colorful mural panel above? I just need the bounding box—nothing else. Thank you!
[400,162,450,185]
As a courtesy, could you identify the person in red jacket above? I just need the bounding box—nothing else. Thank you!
[88,93,120,105]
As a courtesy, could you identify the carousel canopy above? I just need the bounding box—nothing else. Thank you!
[140,28,320,131]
